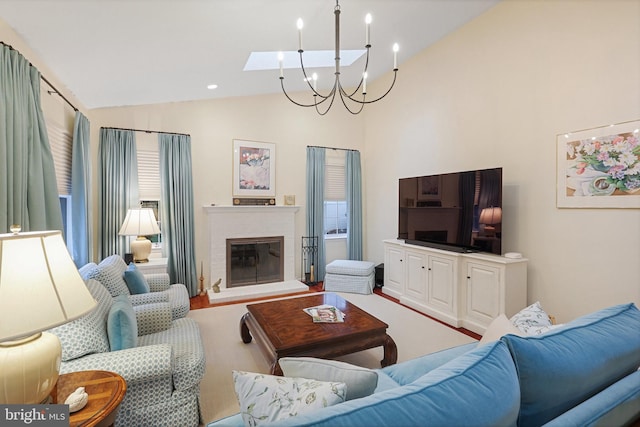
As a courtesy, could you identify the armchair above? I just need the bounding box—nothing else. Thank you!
[79,254,190,319]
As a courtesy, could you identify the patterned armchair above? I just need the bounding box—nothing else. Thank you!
[80,254,190,320]
[48,279,206,427]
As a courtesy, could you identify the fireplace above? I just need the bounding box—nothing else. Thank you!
[227,236,284,287]
[203,205,299,291]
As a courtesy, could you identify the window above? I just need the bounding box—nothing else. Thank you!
[137,133,162,249]
[324,150,347,238]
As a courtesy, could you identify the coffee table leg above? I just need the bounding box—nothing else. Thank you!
[240,313,252,344]
[380,334,398,367]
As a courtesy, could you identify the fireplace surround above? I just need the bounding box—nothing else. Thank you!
[204,205,300,299]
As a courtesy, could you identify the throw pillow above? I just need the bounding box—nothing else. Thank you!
[232,370,346,427]
[479,314,523,346]
[510,301,552,335]
[279,357,378,401]
[123,262,150,294]
[47,279,111,361]
[107,295,138,350]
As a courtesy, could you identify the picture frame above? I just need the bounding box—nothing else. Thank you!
[556,119,640,208]
[233,140,276,198]
[417,176,442,201]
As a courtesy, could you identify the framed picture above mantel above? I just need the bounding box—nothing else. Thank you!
[556,119,640,209]
[233,139,276,198]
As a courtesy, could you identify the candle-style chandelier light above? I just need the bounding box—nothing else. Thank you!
[278,0,399,115]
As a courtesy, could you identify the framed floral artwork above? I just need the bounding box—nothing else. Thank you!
[233,140,276,197]
[556,119,640,208]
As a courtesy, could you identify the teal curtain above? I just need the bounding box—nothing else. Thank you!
[346,150,363,260]
[159,133,198,296]
[71,111,92,265]
[305,147,326,281]
[0,44,63,232]
[98,128,138,259]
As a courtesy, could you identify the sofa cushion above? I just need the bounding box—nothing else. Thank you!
[124,262,150,294]
[48,279,111,361]
[280,357,378,401]
[107,295,138,350]
[501,303,640,427]
[479,313,523,346]
[232,370,346,426]
[90,255,131,297]
[268,340,520,427]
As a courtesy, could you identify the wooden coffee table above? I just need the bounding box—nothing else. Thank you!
[240,292,397,375]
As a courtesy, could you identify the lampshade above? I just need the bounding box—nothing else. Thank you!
[118,208,161,237]
[479,207,502,225]
[0,230,97,404]
[0,230,97,341]
[118,208,161,263]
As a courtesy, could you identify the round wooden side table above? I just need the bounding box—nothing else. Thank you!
[51,370,127,427]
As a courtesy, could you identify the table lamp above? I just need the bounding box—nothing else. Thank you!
[118,208,161,263]
[479,207,502,237]
[0,229,97,404]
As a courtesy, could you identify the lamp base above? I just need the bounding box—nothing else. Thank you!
[0,332,62,404]
[130,236,152,263]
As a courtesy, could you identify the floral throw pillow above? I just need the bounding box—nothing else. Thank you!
[510,301,553,335]
[232,370,346,427]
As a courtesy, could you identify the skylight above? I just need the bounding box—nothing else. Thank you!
[244,50,366,71]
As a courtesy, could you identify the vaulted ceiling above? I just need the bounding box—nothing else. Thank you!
[0,0,499,109]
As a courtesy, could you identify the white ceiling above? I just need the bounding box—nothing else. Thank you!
[0,0,499,109]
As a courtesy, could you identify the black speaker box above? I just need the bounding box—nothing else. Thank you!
[124,253,134,264]
[375,263,384,288]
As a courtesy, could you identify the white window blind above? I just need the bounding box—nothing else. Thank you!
[138,148,161,200]
[47,121,73,195]
[325,150,345,201]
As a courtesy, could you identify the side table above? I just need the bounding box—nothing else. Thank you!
[136,257,168,274]
[51,370,126,427]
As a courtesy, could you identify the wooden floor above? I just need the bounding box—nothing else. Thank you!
[190,283,481,340]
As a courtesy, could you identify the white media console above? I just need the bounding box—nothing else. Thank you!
[383,239,527,335]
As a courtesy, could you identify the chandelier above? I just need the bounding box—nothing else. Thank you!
[278,0,399,115]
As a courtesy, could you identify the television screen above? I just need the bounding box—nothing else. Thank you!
[398,168,502,255]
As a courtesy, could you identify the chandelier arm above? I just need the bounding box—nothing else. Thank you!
[336,81,365,115]
[280,78,329,108]
[343,47,370,98]
[299,51,330,100]
[340,69,398,105]
[315,89,338,116]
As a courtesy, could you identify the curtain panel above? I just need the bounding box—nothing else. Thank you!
[305,147,326,281]
[98,128,138,259]
[159,133,198,296]
[346,150,363,260]
[71,111,93,265]
[0,45,63,232]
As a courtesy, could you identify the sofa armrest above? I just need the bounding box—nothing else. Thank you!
[145,273,171,292]
[542,370,640,427]
[129,292,169,306]
[134,302,173,336]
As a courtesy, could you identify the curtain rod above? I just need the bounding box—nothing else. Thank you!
[1,41,79,112]
[101,126,190,137]
[307,145,359,152]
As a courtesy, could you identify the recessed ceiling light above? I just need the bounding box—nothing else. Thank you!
[207,84,218,90]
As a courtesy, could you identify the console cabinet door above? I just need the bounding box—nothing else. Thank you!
[405,249,427,301]
[427,255,456,316]
[465,262,501,326]
[384,244,405,298]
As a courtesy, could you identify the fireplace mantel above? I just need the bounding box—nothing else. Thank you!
[203,205,300,291]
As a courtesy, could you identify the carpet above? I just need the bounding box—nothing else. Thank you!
[189,292,477,425]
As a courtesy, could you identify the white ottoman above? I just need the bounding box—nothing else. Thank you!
[324,260,376,294]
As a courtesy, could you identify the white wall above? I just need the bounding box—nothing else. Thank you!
[89,96,363,284]
[364,0,640,322]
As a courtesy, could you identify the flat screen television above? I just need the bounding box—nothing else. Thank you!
[398,167,503,255]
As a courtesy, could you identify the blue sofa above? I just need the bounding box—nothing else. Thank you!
[210,303,640,427]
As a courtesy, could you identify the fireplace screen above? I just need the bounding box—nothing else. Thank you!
[227,236,284,287]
